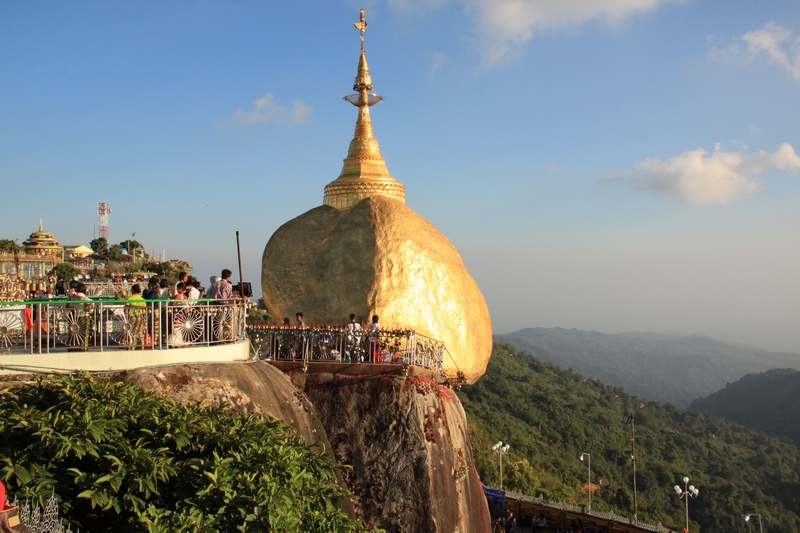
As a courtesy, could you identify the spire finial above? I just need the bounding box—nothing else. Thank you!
[39,218,43,232]
[354,8,367,52]
[322,8,405,210]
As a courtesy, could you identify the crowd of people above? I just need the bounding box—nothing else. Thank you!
[19,269,243,350]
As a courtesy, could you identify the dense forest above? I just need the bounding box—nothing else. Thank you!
[459,344,800,532]
[691,368,800,447]
[496,328,800,406]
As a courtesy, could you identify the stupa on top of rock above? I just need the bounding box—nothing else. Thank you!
[261,9,492,384]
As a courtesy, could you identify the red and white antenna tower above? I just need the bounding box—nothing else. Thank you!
[97,202,110,240]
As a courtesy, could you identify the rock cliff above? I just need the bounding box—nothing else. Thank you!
[124,361,490,533]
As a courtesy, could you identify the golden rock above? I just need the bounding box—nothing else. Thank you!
[261,196,492,384]
[260,10,492,384]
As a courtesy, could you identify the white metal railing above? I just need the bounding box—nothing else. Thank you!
[0,298,247,354]
[246,324,445,373]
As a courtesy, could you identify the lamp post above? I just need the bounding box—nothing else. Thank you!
[673,476,699,532]
[492,441,510,490]
[623,413,638,520]
[578,453,592,510]
[743,513,764,533]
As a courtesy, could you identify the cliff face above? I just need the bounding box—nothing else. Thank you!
[124,362,490,533]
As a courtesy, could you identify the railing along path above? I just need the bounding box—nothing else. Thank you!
[247,324,446,374]
[0,298,247,353]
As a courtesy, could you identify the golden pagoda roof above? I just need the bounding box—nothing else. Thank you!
[323,9,405,211]
[23,219,62,251]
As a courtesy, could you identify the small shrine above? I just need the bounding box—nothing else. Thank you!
[23,219,63,257]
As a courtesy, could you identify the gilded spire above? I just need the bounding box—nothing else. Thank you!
[323,8,405,211]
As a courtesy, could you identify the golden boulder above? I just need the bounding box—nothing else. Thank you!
[261,195,492,384]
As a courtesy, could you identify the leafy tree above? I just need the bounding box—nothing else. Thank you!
[143,261,178,285]
[90,237,109,254]
[49,262,82,281]
[0,239,23,254]
[119,239,142,253]
[107,244,123,262]
[0,374,376,533]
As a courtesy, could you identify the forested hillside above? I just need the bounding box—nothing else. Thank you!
[458,344,800,533]
[690,368,800,447]
[495,328,800,406]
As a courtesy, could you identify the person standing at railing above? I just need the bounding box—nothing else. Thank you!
[345,314,362,362]
[368,315,380,362]
[126,284,147,349]
[67,282,93,352]
[207,270,234,342]
[168,282,189,346]
[174,271,188,295]
[159,278,171,300]
[144,277,162,347]
[346,313,361,332]
[186,280,200,302]
[207,270,233,300]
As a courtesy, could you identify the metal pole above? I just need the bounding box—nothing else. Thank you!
[631,414,638,520]
[236,231,244,297]
[684,480,689,533]
[588,453,592,511]
[500,451,504,490]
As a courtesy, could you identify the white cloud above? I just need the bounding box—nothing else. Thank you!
[708,22,800,81]
[429,51,448,77]
[388,0,672,63]
[607,143,800,204]
[224,93,312,128]
[743,22,800,80]
[463,0,671,63]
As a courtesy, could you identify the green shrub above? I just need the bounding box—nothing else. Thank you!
[0,374,375,532]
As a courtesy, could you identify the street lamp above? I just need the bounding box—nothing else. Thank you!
[743,513,764,533]
[673,476,699,532]
[492,441,510,490]
[578,453,592,510]
[623,413,638,520]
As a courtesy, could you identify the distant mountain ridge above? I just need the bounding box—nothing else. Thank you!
[494,327,800,406]
[690,368,800,446]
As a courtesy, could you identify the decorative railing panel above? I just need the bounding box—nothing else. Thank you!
[247,324,445,373]
[0,299,247,354]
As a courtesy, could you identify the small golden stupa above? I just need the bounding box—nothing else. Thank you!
[23,219,63,256]
[262,10,492,383]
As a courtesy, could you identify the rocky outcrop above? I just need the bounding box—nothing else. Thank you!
[124,361,490,533]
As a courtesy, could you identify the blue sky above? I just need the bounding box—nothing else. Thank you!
[2,1,799,353]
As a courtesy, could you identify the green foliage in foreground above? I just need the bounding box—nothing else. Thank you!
[0,374,374,533]
[459,344,800,533]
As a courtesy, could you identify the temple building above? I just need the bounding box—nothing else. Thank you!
[262,11,492,384]
[0,219,63,278]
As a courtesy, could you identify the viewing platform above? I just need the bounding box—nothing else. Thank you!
[0,298,250,375]
[248,323,454,384]
[0,298,455,383]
